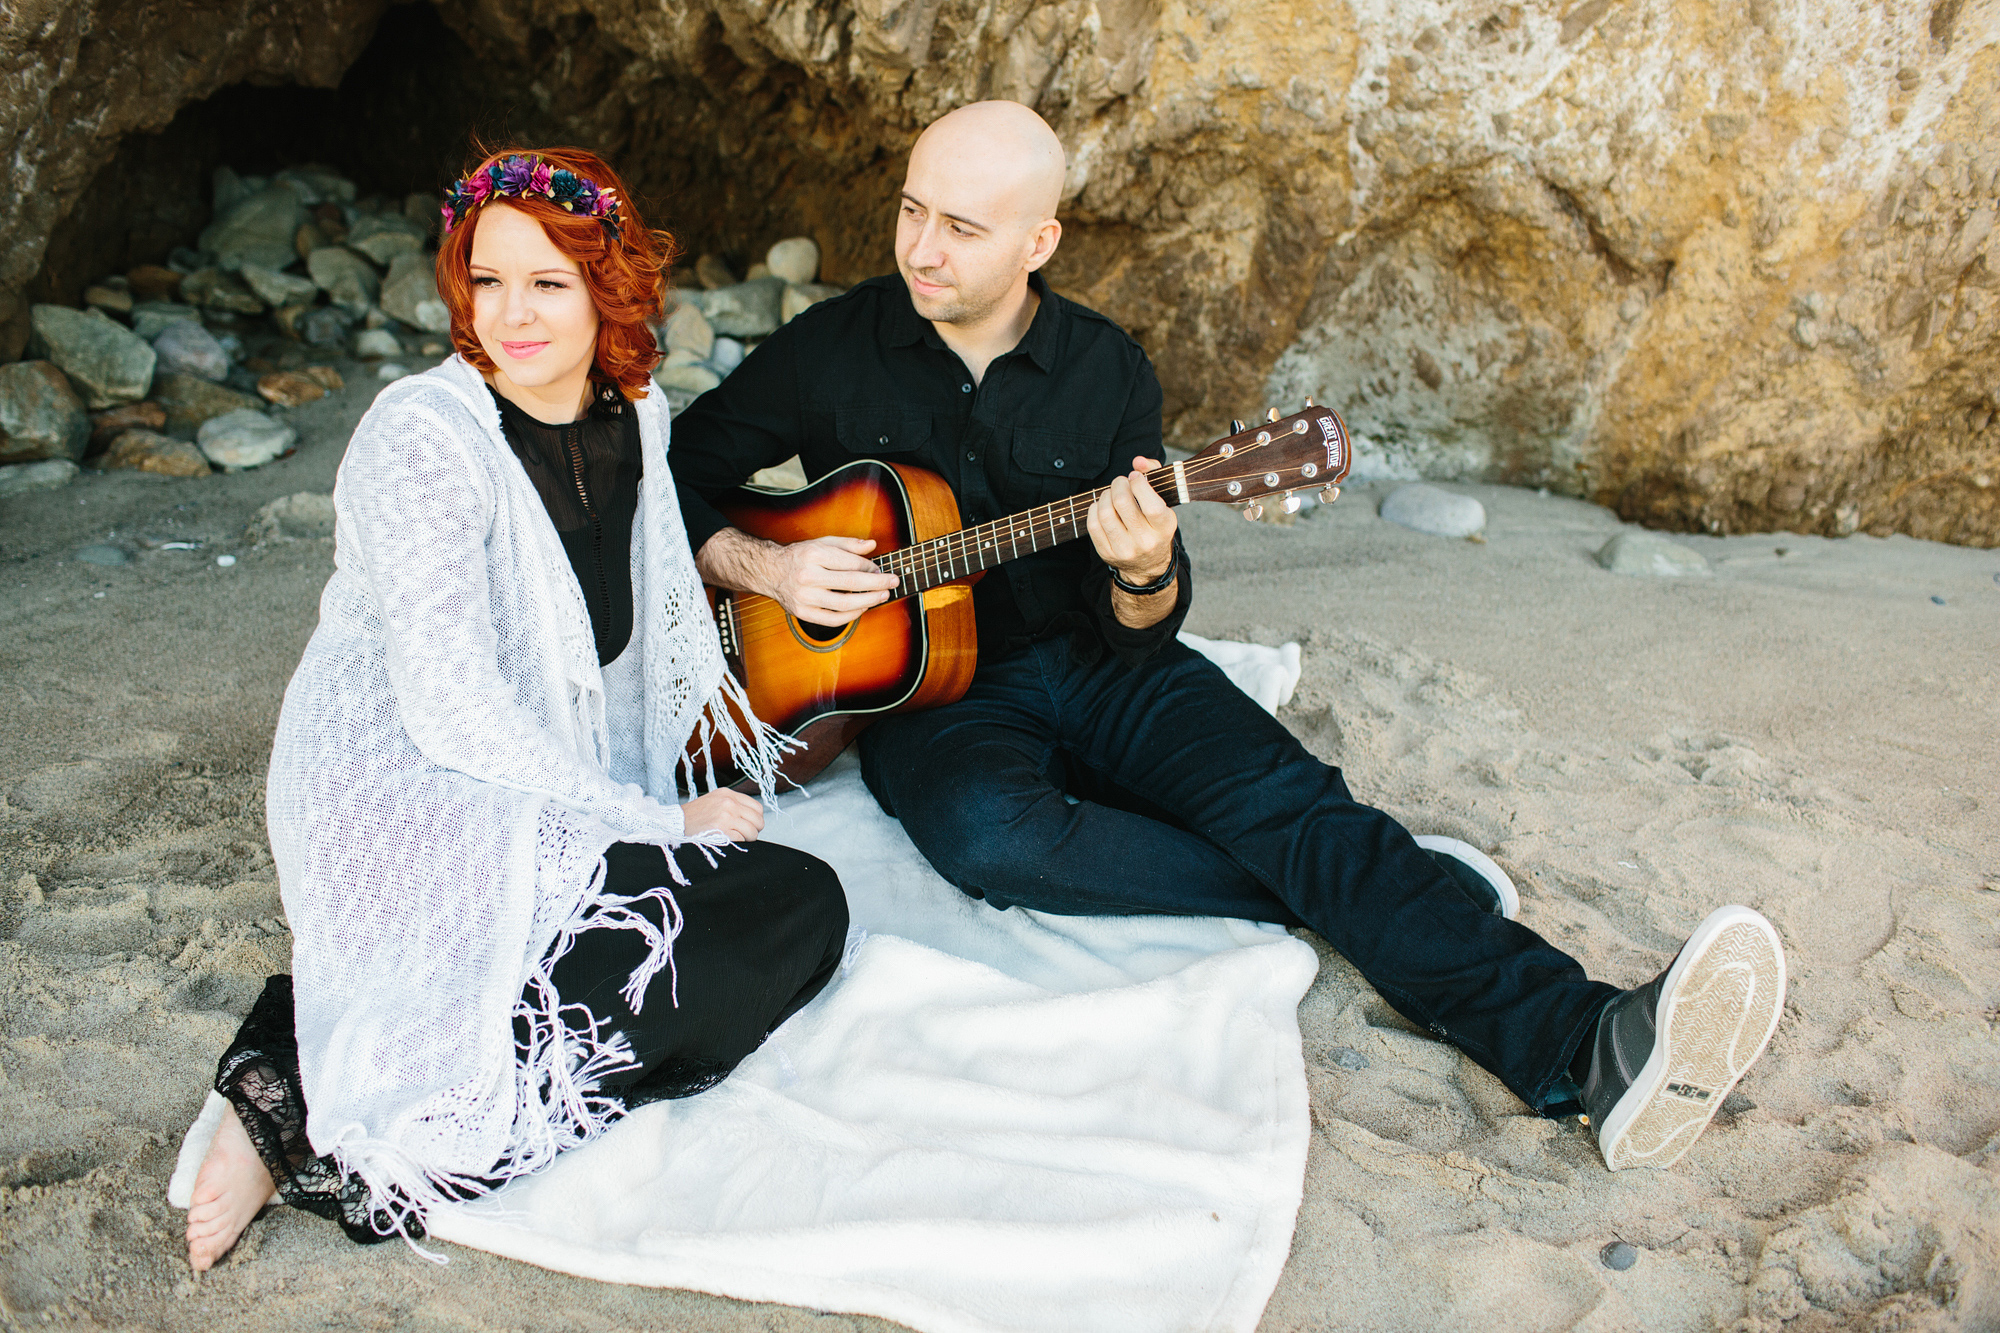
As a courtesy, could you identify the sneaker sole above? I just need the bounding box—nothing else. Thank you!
[1413,835,1520,920]
[1598,905,1786,1171]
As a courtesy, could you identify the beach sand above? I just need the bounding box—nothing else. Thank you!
[2,366,1996,1331]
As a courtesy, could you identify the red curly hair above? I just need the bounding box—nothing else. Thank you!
[435,146,676,400]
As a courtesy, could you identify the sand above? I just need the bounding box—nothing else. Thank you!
[2,366,1997,1332]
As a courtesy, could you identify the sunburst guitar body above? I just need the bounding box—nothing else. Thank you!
[704,403,1352,787]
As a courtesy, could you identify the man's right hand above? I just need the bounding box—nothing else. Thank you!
[696,528,902,626]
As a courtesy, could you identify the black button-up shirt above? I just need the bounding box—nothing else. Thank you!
[668,273,1191,668]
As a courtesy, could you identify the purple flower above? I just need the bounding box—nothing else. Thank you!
[529,162,554,195]
[571,179,600,213]
[496,155,537,195]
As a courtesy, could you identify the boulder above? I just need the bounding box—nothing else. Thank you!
[694,254,737,290]
[379,252,450,332]
[1379,483,1487,539]
[782,282,842,324]
[0,361,91,463]
[302,365,344,391]
[346,214,427,266]
[198,183,305,272]
[352,328,403,359]
[271,165,356,206]
[27,306,155,408]
[766,237,819,284]
[131,302,203,341]
[257,371,326,408]
[249,492,336,541]
[654,362,721,394]
[710,337,745,372]
[688,278,785,338]
[306,247,380,316]
[0,459,79,499]
[661,303,714,358]
[101,429,210,477]
[150,322,230,382]
[197,409,296,469]
[84,284,133,314]
[126,265,182,302]
[181,268,264,315]
[88,401,167,451]
[238,263,318,309]
[1596,531,1711,577]
[298,305,355,348]
[149,373,263,438]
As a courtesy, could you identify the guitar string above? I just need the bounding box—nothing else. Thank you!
[719,430,1332,639]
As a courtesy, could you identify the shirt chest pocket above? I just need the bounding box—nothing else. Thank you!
[835,407,932,456]
[1010,428,1110,500]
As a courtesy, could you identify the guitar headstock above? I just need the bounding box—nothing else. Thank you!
[1178,402,1352,519]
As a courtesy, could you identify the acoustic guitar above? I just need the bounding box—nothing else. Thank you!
[706,403,1352,786]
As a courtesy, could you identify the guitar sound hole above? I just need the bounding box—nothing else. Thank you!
[795,618,846,643]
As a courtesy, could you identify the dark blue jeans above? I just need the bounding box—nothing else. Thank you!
[859,636,1615,1114]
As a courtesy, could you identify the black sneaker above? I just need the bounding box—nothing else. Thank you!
[1582,905,1786,1170]
[1415,835,1519,920]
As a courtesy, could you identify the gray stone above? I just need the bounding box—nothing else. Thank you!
[299,305,355,349]
[688,277,785,338]
[352,328,403,359]
[782,282,842,324]
[710,337,745,372]
[1600,1242,1638,1271]
[376,362,411,382]
[0,361,91,463]
[654,362,721,395]
[380,252,450,333]
[1596,530,1711,577]
[211,166,257,218]
[199,184,305,272]
[27,306,155,408]
[271,165,355,206]
[131,302,203,341]
[403,191,438,229]
[197,409,296,470]
[150,322,230,382]
[306,247,380,316]
[150,373,263,438]
[661,303,714,358]
[1330,1046,1371,1071]
[766,236,820,284]
[75,543,129,567]
[238,263,318,309]
[197,270,264,315]
[346,214,427,266]
[249,492,336,541]
[1380,482,1486,538]
[0,459,79,499]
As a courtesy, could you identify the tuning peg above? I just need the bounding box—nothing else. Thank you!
[1230,419,1245,434]
[1243,502,1264,522]
[1281,491,1301,514]
[1266,407,1280,423]
[1319,483,1342,505]
[1305,395,1315,407]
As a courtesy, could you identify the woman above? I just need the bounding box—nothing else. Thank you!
[183,147,847,1269]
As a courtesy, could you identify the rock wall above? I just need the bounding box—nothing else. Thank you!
[8,0,1998,542]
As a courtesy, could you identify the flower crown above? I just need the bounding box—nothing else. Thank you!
[441,155,621,237]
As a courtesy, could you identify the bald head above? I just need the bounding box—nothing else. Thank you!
[897,102,1067,338]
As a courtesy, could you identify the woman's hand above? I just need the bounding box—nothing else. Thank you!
[680,788,765,843]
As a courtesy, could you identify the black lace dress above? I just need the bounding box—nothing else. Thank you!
[212,381,848,1245]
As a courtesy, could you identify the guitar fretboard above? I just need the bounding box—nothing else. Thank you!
[876,481,1180,599]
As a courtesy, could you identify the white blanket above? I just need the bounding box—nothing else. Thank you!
[177,637,1317,1333]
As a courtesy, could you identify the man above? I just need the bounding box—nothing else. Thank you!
[669,101,1786,1171]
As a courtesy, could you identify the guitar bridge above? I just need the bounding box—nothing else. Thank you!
[714,591,740,657]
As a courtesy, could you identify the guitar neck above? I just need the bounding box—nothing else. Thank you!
[878,478,1178,600]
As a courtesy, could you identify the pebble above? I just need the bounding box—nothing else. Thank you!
[377,362,410,381]
[766,237,820,284]
[306,247,380,316]
[126,265,183,302]
[661,303,714,358]
[0,459,79,499]
[352,328,403,359]
[782,282,842,324]
[695,253,738,290]
[238,263,318,309]
[0,360,91,463]
[131,302,203,342]
[1600,1241,1638,1271]
[379,252,450,332]
[150,322,230,382]
[101,429,210,478]
[199,184,304,272]
[1930,595,1946,605]
[1380,482,1487,538]
[75,544,129,567]
[84,284,133,314]
[197,409,296,469]
[149,373,263,436]
[182,268,264,315]
[710,337,745,372]
[87,401,166,450]
[1330,1046,1371,1071]
[689,278,786,338]
[654,362,721,394]
[298,305,354,349]
[257,371,325,408]
[250,492,335,540]
[26,306,156,408]
[215,554,236,567]
[346,214,427,266]
[1596,530,1711,577]
[302,365,344,392]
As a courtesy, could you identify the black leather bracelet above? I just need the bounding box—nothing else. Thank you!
[1107,560,1178,596]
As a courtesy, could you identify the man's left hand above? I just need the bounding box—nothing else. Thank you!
[1087,456,1177,583]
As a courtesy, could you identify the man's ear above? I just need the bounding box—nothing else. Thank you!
[1024,217,1063,272]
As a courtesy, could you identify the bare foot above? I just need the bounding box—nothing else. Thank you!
[185,1103,279,1272]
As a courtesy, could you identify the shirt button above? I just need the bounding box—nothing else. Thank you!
[961,383,972,393]
[966,450,977,462]
[878,435,889,445]
[1053,458,1065,469]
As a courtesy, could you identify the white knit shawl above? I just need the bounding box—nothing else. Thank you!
[265,355,785,1236]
